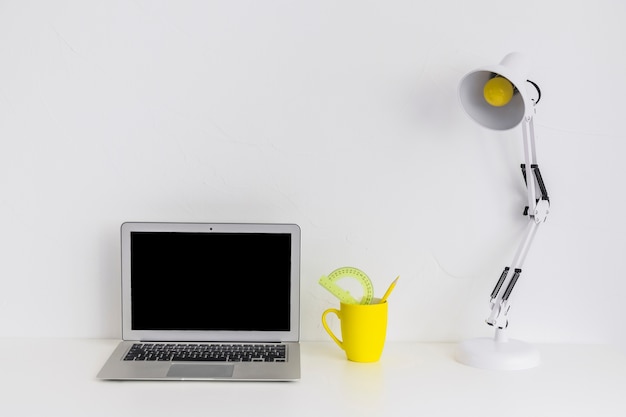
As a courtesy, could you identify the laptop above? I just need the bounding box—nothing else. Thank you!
[97,222,301,381]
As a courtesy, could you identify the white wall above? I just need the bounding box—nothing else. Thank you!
[1,0,625,349]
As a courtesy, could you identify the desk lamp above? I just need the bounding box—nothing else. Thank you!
[455,53,550,370]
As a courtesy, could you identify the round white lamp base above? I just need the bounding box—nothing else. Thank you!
[455,329,540,371]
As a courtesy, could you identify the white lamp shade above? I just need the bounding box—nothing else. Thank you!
[459,53,533,130]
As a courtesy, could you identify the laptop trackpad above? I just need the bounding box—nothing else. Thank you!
[167,364,234,379]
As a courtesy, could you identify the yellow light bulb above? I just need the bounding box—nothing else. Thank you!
[483,77,514,107]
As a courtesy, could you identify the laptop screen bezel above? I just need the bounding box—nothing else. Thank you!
[120,222,301,343]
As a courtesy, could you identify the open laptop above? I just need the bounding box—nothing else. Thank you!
[97,222,301,381]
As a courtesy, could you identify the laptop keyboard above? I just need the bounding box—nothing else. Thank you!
[123,343,287,362]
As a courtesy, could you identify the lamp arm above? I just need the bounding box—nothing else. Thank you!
[486,116,550,329]
[521,117,550,221]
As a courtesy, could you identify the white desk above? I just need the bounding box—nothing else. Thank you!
[1,339,625,416]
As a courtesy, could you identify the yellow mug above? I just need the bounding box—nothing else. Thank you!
[321,300,388,362]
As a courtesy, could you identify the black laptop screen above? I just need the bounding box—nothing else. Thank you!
[130,231,292,332]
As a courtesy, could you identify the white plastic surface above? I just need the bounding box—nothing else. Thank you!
[455,332,541,370]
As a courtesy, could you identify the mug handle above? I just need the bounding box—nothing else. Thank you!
[321,308,343,350]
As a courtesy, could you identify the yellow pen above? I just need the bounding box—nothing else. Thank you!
[380,276,399,303]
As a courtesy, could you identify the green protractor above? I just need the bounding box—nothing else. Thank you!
[319,267,374,305]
